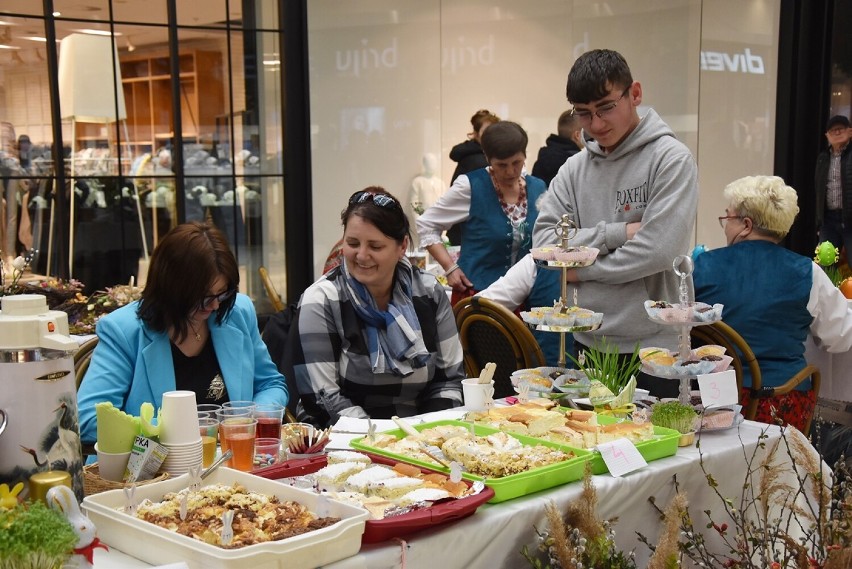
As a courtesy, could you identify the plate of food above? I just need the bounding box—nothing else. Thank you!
[531,246,599,268]
[644,300,723,325]
[697,405,744,432]
[82,467,369,569]
[254,451,494,543]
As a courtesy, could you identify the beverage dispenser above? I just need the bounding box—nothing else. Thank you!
[0,294,83,501]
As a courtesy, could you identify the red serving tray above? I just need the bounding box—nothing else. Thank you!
[252,452,494,543]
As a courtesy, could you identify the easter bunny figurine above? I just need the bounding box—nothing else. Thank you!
[47,485,108,568]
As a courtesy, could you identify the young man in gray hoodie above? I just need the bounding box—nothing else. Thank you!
[533,49,698,397]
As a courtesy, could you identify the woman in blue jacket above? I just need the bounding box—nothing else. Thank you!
[77,221,287,444]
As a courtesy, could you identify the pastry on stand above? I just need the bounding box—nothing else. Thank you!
[523,214,601,369]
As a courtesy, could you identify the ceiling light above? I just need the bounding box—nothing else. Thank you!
[74,28,122,37]
[126,36,135,52]
[22,36,47,42]
[0,44,21,50]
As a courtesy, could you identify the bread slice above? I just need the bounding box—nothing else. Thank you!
[548,426,585,447]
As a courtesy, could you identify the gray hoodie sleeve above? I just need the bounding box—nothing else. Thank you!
[582,149,698,284]
[533,157,629,254]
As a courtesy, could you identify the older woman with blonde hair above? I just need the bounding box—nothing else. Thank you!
[694,175,852,431]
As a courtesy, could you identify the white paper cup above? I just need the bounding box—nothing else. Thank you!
[95,442,131,482]
[462,378,496,412]
[160,390,201,445]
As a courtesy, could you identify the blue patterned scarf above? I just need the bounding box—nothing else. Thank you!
[341,257,430,376]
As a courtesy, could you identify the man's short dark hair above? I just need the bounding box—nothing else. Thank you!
[566,49,633,104]
[557,110,580,137]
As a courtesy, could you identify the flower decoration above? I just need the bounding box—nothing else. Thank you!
[0,249,37,296]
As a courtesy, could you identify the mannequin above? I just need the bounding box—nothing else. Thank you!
[407,153,445,250]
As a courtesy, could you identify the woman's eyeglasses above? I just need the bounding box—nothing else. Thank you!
[571,87,631,125]
[718,215,743,228]
[349,191,401,210]
[198,288,236,310]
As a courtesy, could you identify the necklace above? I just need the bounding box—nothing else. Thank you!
[489,169,528,224]
[188,322,203,342]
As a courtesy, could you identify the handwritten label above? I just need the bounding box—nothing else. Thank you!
[597,438,646,477]
[697,370,738,407]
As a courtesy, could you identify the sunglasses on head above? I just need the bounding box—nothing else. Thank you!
[349,191,401,210]
[198,288,236,310]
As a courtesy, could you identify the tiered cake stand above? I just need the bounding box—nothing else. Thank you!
[527,215,601,368]
[644,255,723,405]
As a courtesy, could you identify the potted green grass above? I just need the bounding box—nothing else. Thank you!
[0,500,77,569]
[650,401,699,446]
[568,339,641,414]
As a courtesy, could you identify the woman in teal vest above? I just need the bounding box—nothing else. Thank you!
[694,175,852,432]
[417,121,547,306]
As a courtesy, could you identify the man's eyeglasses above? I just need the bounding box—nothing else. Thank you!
[349,191,401,210]
[718,215,743,228]
[571,87,631,125]
[828,127,848,136]
[198,288,236,310]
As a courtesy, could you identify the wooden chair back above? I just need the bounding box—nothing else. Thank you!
[259,266,285,312]
[691,321,821,433]
[453,296,545,399]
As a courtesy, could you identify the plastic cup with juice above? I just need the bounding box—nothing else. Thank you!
[219,417,257,471]
[253,403,285,440]
[198,417,219,468]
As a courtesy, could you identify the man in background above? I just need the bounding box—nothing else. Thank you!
[531,110,583,186]
[815,115,852,258]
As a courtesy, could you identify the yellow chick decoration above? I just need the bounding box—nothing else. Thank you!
[0,482,24,509]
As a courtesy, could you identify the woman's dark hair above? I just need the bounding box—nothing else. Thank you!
[566,49,633,104]
[480,121,528,161]
[341,186,410,243]
[138,221,239,341]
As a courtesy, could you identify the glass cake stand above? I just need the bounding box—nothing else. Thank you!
[527,214,601,368]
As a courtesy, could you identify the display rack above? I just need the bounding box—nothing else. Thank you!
[527,214,601,368]
[645,255,722,405]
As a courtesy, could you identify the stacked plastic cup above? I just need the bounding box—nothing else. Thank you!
[159,390,203,475]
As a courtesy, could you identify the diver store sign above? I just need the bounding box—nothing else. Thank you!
[700,48,765,75]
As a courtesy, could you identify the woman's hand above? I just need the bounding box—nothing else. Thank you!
[447,267,473,292]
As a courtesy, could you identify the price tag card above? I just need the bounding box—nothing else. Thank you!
[596,438,647,477]
[697,370,738,407]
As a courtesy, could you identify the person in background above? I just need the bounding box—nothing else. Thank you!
[694,175,852,432]
[531,110,583,186]
[418,121,548,306]
[446,109,501,245]
[450,109,501,184]
[533,49,699,398]
[292,187,464,427]
[815,115,852,258]
[77,221,287,444]
[477,253,567,367]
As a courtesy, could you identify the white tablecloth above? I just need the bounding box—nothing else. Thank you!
[806,335,852,402]
[93,418,802,569]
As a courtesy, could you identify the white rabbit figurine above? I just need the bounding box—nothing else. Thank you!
[46,485,108,569]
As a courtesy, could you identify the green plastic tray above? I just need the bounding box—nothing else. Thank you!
[584,415,681,474]
[350,420,593,503]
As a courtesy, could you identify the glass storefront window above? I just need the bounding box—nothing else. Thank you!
[0,2,287,307]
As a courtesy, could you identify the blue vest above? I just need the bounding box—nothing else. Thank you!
[694,240,813,389]
[459,169,547,291]
[526,268,573,367]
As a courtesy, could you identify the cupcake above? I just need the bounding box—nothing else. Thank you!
[546,311,575,327]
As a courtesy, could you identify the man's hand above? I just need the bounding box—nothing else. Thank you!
[626,221,641,240]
